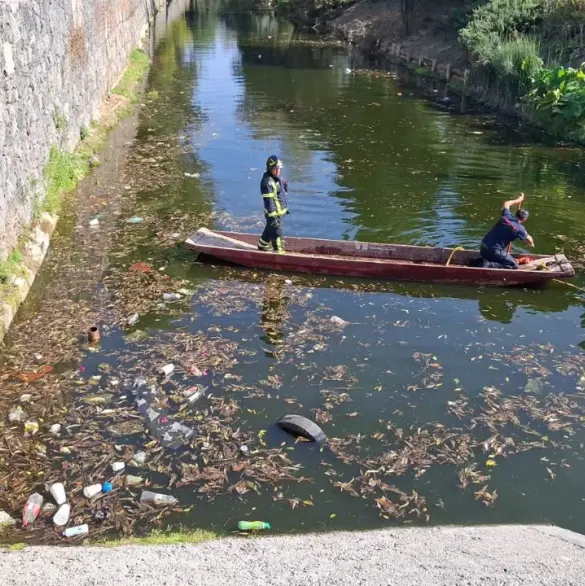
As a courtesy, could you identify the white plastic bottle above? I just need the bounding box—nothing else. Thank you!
[63,524,89,538]
[159,364,175,376]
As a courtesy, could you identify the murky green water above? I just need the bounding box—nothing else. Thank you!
[2,5,585,541]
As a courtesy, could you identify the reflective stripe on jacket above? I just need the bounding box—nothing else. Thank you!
[261,171,288,218]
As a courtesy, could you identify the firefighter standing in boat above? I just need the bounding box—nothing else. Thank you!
[258,155,289,253]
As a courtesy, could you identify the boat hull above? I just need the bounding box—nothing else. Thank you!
[185,230,575,287]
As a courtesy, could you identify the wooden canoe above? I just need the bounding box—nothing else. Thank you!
[185,228,575,287]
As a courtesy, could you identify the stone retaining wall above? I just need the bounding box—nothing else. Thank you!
[0,0,166,260]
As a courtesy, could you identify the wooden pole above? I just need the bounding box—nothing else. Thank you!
[445,63,451,81]
[431,58,437,72]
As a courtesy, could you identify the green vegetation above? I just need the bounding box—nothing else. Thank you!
[43,146,85,214]
[455,0,585,139]
[112,49,151,101]
[92,529,218,548]
[53,108,68,131]
[1,543,27,552]
[0,250,24,284]
[459,0,543,51]
[524,63,585,138]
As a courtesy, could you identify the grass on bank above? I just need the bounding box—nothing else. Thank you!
[112,48,151,102]
[91,529,219,548]
[42,48,151,217]
[1,543,27,552]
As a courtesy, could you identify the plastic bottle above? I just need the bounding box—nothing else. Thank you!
[124,475,143,487]
[162,293,182,302]
[127,313,140,326]
[49,482,66,505]
[159,364,174,377]
[238,521,270,531]
[130,451,147,467]
[53,504,71,526]
[63,524,89,538]
[83,484,102,498]
[22,493,43,527]
[140,490,178,506]
[186,386,207,404]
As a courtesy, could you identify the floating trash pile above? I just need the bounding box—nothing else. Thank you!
[1,272,585,543]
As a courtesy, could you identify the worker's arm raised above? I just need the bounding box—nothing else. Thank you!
[503,192,525,210]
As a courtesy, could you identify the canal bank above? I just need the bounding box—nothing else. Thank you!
[3,525,585,585]
[0,5,585,546]
[0,0,192,342]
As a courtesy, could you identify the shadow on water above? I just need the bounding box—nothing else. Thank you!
[1,3,585,543]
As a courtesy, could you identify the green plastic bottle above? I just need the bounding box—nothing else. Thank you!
[238,521,271,531]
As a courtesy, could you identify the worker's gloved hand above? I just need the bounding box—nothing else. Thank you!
[283,180,288,192]
[286,210,290,215]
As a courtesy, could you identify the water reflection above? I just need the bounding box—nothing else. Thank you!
[259,278,291,347]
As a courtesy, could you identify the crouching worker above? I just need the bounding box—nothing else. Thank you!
[479,193,534,269]
[258,155,289,254]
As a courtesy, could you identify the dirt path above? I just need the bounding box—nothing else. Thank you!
[330,0,468,68]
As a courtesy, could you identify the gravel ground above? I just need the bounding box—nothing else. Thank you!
[2,525,585,586]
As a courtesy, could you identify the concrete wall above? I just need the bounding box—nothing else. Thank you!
[0,0,166,260]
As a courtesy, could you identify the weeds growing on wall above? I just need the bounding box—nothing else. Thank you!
[0,250,24,285]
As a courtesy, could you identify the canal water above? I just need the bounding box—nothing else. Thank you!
[2,3,585,541]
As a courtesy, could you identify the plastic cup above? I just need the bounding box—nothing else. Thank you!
[83,484,102,498]
[50,482,66,505]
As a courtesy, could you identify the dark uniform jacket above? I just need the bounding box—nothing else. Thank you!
[261,172,288,218]
[481,208,528,252]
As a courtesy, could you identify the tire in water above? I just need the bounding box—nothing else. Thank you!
[277,414,327,443]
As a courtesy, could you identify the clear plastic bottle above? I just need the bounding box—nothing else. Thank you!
[162,293,182,302]
[238,521,270,531]
[22,493,43,527]
[140,490,178,506]
[124,475,143,487]
[186,386,207,404]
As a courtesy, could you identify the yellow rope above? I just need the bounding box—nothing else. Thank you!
[445,247,465,267]
[552,278,585,293]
